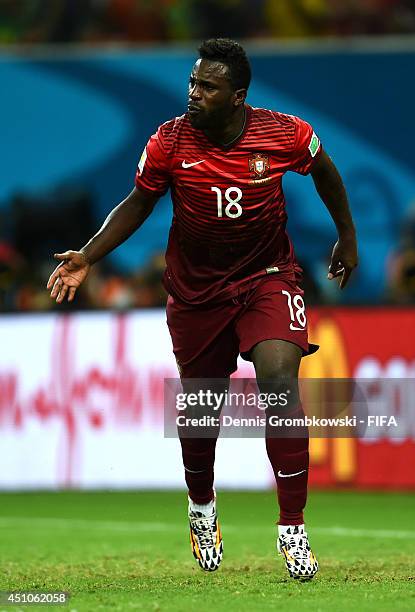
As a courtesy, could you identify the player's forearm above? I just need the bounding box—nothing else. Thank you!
[311,152,356,239]
[80,191,156,265]
[316,180,355,239]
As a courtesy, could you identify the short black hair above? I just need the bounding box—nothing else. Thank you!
[198,38,251,91]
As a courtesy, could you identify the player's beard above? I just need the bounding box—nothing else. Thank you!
[187,109,210,130]
[188,107,230,132]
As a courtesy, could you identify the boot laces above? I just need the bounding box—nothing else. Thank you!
[190,512,216,549]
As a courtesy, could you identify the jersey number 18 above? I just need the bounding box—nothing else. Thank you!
[211,187,243,219]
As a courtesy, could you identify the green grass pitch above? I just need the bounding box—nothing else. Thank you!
[0,490,414,611]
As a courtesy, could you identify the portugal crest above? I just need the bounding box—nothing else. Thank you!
[249,153,270,179]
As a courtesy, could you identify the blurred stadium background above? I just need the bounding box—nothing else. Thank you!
[0,2,414,609]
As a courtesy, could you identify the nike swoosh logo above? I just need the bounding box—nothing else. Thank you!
[277,469,307,478]
[182,160,205,168]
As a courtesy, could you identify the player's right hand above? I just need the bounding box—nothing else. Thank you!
[47,250,91,303]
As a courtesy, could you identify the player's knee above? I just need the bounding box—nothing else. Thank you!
[255,361,298,388]
[252,339,301,382]
[254,361,300,416]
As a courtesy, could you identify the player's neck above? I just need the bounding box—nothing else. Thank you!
[204,106,246,147]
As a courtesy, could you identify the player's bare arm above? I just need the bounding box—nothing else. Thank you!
[47,187,159,303]
[310,149,358,289]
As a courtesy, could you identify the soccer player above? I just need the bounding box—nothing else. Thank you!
[47,39,358,579]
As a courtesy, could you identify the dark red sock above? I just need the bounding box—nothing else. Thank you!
[179,436,217,504]
[265,405,309,525]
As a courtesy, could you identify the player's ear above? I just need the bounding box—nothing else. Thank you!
[233,88,246,107]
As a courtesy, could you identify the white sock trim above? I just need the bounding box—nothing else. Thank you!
[188,496,215,515]
[278,523,305,536]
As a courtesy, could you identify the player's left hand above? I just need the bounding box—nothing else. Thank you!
[328,235,358,289]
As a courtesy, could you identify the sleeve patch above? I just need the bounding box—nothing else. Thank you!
[308,132,320,158]
[138,147,147,175]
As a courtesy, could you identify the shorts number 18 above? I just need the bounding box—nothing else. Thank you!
[282,290,307,330]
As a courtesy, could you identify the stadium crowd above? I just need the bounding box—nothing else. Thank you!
[1,0,415,45]
[0,187,169,312]
[0,240,168,312]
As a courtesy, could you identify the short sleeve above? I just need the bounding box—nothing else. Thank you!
[135,127,170,196]
[289,116,322,175]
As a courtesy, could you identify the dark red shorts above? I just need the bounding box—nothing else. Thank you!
[166,276,318,378]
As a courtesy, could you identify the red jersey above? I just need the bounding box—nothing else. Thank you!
[135,105,322,304]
